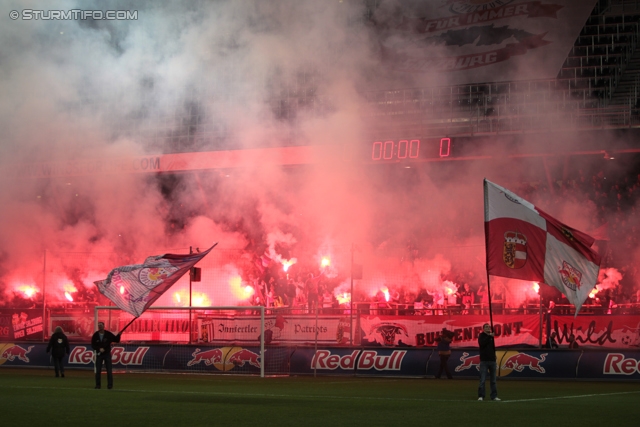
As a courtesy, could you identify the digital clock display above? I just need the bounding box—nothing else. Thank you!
[370,138,451,162]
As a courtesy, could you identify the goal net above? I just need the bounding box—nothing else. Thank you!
[94,305,293,377]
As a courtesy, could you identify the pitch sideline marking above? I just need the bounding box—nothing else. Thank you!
[2,385,639,403]
[501,390,640,403]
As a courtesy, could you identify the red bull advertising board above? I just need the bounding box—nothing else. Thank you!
[577,351,640,379]
[2,342,640,381]
[290,347,433,376]
[446,350,581,378]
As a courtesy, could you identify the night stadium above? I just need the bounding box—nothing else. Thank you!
[1,2,640,424]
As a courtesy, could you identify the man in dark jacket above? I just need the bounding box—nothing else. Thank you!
[46,326,70,377]
[435,328,453,379]
[91,322,121,389]
[477,323,500,401]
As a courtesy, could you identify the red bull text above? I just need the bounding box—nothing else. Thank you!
[311,349,406,371]
[68,346,148,365]
[604,353,640,375]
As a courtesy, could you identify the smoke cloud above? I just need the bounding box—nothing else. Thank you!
[0,0,638,309]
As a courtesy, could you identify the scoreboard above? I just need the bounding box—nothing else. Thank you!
[369,138,451,162]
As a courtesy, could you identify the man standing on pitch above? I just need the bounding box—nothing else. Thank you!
[46,326,70,377]
[478,323,500,401]
[91,321,121,389]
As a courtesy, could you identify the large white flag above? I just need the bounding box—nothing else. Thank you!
[94,244,217,317]
[484,179,600,313]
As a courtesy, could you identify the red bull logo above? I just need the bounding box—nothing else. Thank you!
[455,352,481,372]
[187,347,262,371]
[188,348,223,366]
[558,260,582,291]
[227,349,261,368]
[0,344,34,364]
[502,352,547,373]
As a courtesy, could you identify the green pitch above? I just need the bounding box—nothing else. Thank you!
[1,368,638,427]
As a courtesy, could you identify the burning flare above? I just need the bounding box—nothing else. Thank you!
[443,281,457,296]
[281,259,296,272]
[336,292,351,305]
[17,285,38,298]
[381,286,390,302]
[321,257,331,268]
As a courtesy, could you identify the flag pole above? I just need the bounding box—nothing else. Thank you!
[483,179,494,329]
[485,272,494,329]
[189,246,193,345]
[118,316,138,335]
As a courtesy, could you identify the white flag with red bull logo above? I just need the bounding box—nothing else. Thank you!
[484,179,600,313]
[94,243,217,317]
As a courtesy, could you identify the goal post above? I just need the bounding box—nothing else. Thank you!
[94,305,290,377]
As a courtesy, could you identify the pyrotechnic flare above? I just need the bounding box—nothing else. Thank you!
[281,259,296,272]
[18,285,37,299]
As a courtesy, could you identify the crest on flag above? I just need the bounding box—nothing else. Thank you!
[558,260,582,291]
[138,266,179,289]
[503,231,527,269]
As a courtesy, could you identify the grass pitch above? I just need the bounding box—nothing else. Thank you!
[1,368,639,427]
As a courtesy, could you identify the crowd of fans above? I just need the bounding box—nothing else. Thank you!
[244,161,640,316]
[3,159,639,315]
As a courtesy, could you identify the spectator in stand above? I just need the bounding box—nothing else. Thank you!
[568,333,579,349]
[293,273,305,296]
[477,283,489,315]
[321,286,335,314]
[285,277,296,307]
[306,273,320,313]
[600,290,613,314]
[273,286,285,308]
[375,289,392,315]
[544,331,559,349]
[293,289,307,313]
[428,289,445,315]
[265,283,275,309]
[460,283,474,314]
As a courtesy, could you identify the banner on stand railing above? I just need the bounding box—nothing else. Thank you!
[549,315,640,349]
[360,314,541,347]
[198,314,353,345]
[0,309,44,341]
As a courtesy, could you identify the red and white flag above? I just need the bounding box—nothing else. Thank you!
[94,243,217,317]
[484,180,600,313]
